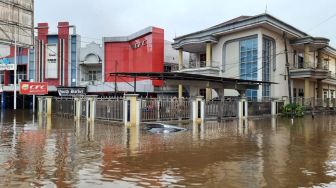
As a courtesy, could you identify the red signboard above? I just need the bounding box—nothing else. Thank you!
[19,82,48,95]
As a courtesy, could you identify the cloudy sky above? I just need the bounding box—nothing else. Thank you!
[35,0,336,46]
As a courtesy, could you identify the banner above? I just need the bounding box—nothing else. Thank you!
[20,82,48,95]
[45,44,58,78]
[57,87,86,97]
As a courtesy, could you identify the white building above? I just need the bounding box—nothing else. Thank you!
[172,13,336,100]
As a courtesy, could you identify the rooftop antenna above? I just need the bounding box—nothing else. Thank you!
[265,4,268,14]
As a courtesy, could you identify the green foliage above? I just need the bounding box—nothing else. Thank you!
[282,103,304,117]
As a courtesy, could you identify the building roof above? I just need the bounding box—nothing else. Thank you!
[103,27,155,43]
[110,72,276,85]
[173,13,308,42]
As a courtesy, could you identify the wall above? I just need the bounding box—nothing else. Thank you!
[104,27,164,87]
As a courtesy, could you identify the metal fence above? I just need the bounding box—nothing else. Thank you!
[205,99,238,119]
[95,97,124,121]
[140,98,191,121]
[52,97,75,117]
[248,101,272,116]
[291,97,336,109]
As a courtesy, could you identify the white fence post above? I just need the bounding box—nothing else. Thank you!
[74,97,81,120]
[193,96,204,123]
[45,96,52,116]
[271,100,277,116]
[238,97,248,119]
[124,94,140,126]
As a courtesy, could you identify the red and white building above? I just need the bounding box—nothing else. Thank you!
[84,27,164,95]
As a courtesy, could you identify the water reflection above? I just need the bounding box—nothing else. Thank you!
[1,111,336,187]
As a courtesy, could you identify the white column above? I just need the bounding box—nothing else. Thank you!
[193,96,205,123]
[238,97,248,119]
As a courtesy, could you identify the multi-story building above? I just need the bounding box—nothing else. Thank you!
[101,27,164,95]
[172,13,336,100]
[0,0,34,109]
[34,22,80,90]
[78,42,103,87]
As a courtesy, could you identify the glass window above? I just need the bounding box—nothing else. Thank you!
[323,89,328,99]
[240,38,258,100]
[262,38,274,97]
[330,90,334,98]
[88,70,100,81]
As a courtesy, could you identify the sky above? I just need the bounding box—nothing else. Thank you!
[35,0,336,46]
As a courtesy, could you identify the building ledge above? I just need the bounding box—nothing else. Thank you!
[289,68,329,79]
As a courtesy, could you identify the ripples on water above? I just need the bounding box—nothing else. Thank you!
[1,110,336,187]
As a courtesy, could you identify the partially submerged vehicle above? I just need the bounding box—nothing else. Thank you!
[144,122,187,134]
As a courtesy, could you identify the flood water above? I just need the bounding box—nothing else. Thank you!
[1,110,336,187]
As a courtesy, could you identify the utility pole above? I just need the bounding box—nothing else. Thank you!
[13,26,17,110]
[283,32,293,109]
[114,61,118,96]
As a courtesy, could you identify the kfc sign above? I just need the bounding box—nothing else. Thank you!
[19,82,48,95]
[131,40,147,49]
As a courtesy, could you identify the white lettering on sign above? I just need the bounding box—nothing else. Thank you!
[131,40,147,49]
[0,64,15,70]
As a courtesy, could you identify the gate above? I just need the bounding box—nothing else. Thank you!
[95,97,124,121]
[248,101,272,116]
[140,98,191,121]
[205,99,238,119]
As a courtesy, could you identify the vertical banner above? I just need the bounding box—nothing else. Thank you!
[45,44,58,78]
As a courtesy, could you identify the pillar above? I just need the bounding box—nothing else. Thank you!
[304,44,310,68]
[271,100,277,116]
[178,48,183,98]
[317,50,323,69]
[87,96,96,122]
[206,42,212,100]
[74,97,81,120]
[206,42,212,66]
[206,89,212,101]
[124,94,140,126]
[317,79,323,99]
[45,96,52,116]
[304,78,310,99]
[238,97,248,119]
[192,96,204,123]
[38,97,43,115]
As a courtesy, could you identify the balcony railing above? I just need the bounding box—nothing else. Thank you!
[292,61,329,70]
[188,61,220,69]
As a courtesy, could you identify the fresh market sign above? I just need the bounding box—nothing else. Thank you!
[0,64,15,70]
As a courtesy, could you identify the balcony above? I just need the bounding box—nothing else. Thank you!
[289,61,329,79]
[175,61,221,76]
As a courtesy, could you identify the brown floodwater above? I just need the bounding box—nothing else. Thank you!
[1,110,336,187]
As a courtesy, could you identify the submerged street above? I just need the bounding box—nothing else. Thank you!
[1,111,336,187]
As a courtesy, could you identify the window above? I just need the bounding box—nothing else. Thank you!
[323,89,328,99]
[262,37,274,97]
[164,65,172,72]
[330,90,335,98]
[88,70,101,81]
[298,55,304,68]
[17,65,27,81]
[293,88,297,98]
[240,38,258,100]
[199,54,206,67]
[298,89,304,97]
